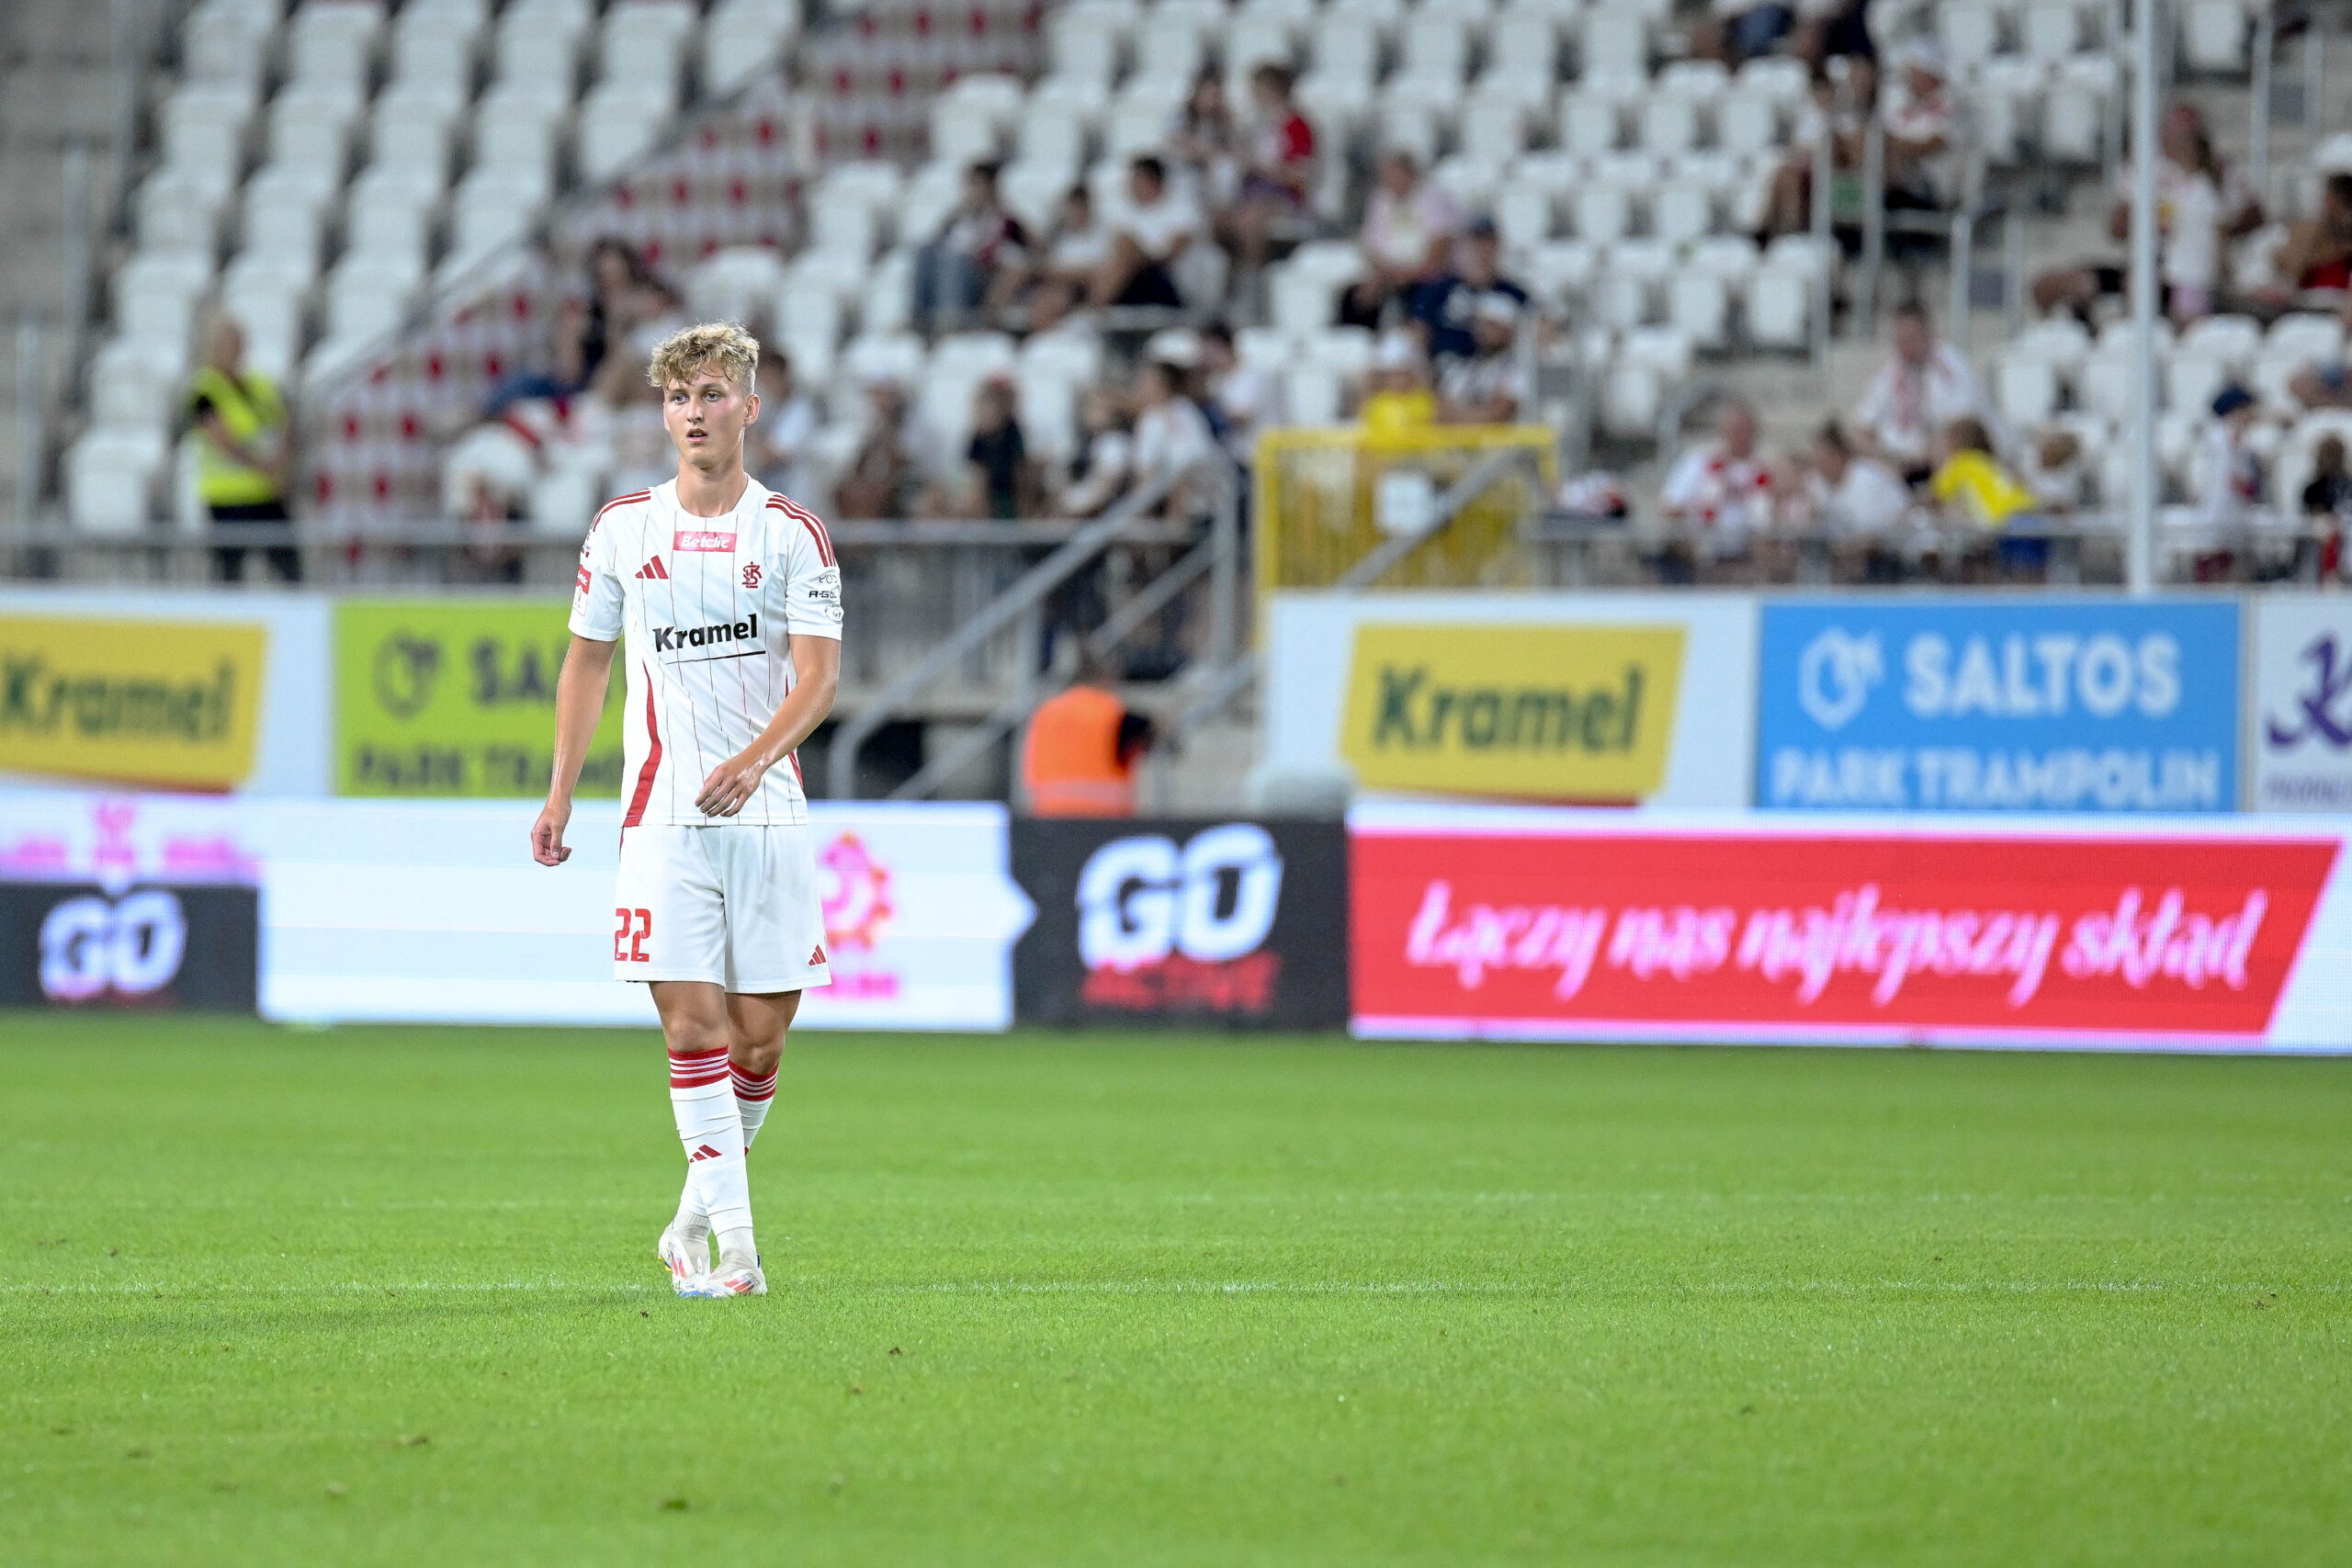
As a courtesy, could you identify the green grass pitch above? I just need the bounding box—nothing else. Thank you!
[1,1013,2346,1566]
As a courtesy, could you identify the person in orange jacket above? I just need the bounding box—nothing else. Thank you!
[1021,662,1156,817]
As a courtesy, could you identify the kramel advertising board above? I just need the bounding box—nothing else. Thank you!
[1012,818,1350,1028]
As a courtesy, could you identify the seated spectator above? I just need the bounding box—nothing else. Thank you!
[1168,67,1240,215]
[1060,386,1135,517]
[914,162,1030,333]
[961,378,1035,520]
[1850,301,1986,482]
[1929,417,2036,528]
[2020,427,2089,513]
[2303,434,2351,580]
[1224,64,1317,275]
[1802,420,1912,536]
[1436,295,1529,424]
[1358,331,1437,431]
[1092,156,1200,310]
[1130,356,1223,509]
[996,185,1114,327]
[492,238,668,412]
[2035,104,2261,324]
[2263,173,2352,309]
[1881,40,1963,216]
[1661,400,1774,541]
[834,379,924,520]
[1410,219,1532,368]
[1344,151,1462,329]
[1761,62,1871,240]
[1197,321,1283,461]
[2193,385,2265,528]
[750,351,820,504]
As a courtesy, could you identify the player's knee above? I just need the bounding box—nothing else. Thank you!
[730,1031,784,1077]
[665,1013,734,1060]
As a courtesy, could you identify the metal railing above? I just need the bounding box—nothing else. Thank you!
[1171,446,1546,743]
[1523,512,2346,589]
[826,460,1244,801]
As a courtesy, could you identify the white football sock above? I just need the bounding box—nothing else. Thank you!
[731,1062,778,1147]
[668,1045,752,1238]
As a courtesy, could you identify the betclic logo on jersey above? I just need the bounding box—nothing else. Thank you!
[1012,819,1349,1028]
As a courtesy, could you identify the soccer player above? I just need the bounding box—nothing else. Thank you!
[531,321,843,1299]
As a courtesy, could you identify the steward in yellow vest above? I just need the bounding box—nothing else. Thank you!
[188,316,299,582]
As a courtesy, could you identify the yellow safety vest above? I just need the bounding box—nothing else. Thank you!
[190,366,285,507]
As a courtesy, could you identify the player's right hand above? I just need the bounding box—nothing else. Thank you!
[531,800,572,865]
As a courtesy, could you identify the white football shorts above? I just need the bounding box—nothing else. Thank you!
[611,823,833,994]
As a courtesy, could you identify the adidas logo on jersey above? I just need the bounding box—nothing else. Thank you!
[808,944,827,966]
[635,556,669,580]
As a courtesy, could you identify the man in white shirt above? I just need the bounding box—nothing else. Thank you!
[1660,400,1775,547]
[1851,301,1986,481]
[532,322,844,1301]
[1092,155,1200,309]
[1803,420,1913,537]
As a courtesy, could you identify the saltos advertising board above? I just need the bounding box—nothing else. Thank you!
[2250,595,2352,812]
[1350,805,2352,1051]
[1264,592,1757,807]
[0,792,1031,1030]
[1757,598,2240,813]
[1012,818,1349,1028]
[334,599,627,797]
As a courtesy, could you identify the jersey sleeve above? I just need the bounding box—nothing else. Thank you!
[569,506,625,641]
[779,502,845,640]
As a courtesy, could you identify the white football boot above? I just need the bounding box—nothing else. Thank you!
[656,1190,712,1293]
[681,1246,766,1298]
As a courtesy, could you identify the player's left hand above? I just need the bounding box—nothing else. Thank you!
[695,750,769,818]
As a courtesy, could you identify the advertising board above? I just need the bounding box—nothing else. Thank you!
[0,792,1032,1030]
[1012,818,1350,1028]
[1756,598,2241,813]
[1265,592,1758,807]
[0,614,266,792]
[1350,804,2352,1051]
[334,598,626,796]
[2250,595,2352,812]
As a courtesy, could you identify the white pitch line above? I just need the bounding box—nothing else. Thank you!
[0,1279,2335,1298]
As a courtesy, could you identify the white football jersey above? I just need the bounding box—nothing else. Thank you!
[569,479,844,827]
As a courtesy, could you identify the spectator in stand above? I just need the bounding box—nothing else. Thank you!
[834,379,924,520]
[1799,420,1912,538]
[1792,0,1875,67]
[2020,427,2090,513]
[2302,434,2351,581]
[2261,174,2352,320]
[1410,218,1532,369]
[1197,321,1283,461]
[1060,385,1135,517]
[1760,61,1871,239]
[2192,384,2265,542]
[1343,151,1462,329]
[1850,301,1986,483]
[1928,416,2035,528]
[1436,296,1529,424]
[1019,185,1112,321]
[517,238,665,408]
[913,162,1030,333]
[1130,356,1222,508]
[749,351,820,505]
[1224,64,1317,276]
[961,378,1036,520]
[187,313,296,583]
[1092,156,1201,310]
[1661,400,1775,545]
[1359,331,1437,431]
[1691,0,1798,66]
[1168,67,1240,216]
[1881,40,1965,217]
[2034,104,2262,324]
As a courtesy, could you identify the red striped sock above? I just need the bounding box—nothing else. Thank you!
[731,1064,778,1147]
[668,1046,748,1233]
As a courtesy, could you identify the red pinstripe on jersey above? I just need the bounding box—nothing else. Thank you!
[621,667,663,828]
[766,494,833,567]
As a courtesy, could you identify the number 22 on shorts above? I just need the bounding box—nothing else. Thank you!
[613,907,651,963]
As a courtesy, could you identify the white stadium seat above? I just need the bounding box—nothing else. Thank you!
[68,425,170,533]
[575,85,673,183]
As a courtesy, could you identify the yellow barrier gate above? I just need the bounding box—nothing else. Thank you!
[1251,426,1556,602]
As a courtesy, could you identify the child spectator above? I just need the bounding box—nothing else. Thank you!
[963,378,1035,520]
[1358,332,1437,431]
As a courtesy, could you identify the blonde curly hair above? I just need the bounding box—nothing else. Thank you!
[646,321,760,391]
